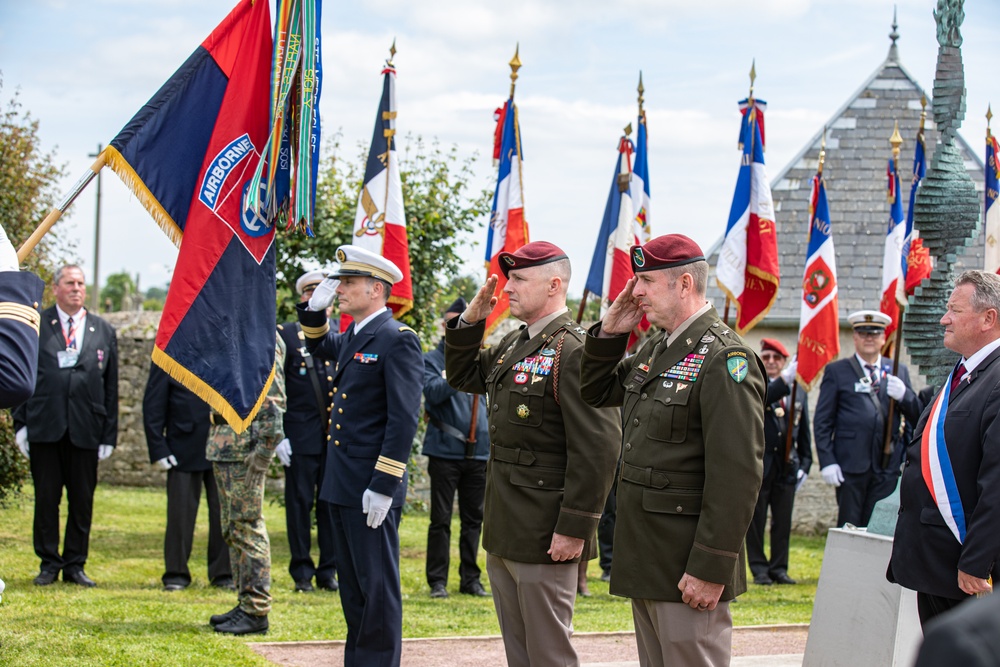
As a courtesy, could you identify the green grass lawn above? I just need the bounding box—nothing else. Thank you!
[0,485,823,666]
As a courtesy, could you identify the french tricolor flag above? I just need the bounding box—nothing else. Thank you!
[586,135,636,313]
[485,98,529,335]
[880,156,906,338]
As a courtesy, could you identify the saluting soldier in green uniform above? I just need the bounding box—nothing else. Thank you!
[206,335,286,636]
[446,241,621,667]
[580,234,765,667]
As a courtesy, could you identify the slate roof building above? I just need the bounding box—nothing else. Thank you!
[705,18,986,387]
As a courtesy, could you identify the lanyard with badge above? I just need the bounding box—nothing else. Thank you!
[57,315,81,369]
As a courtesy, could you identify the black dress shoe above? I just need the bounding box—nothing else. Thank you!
[33,571,58,586]
[214,609,268,635]
[211,577,236,590]
[459,582,490,597]
[772,573,798,585]
[752,574,773,586]
[316,578,339,592]
[64,570,97,587]
[210,605,241,627]
[294,579,314,592]
[429,583,449,598]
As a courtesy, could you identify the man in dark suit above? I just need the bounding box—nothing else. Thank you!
[0,221,43,408]
[813,310,921,527]
[746,338,812,586]
[580,234,765,666]
[422,297,490,600]
[447,241,621,667]
[143,365,232,591]
[913,593,1000,665]
[298,246,422,667]
[275,270,337,593]
[887,270,1000,626]
[13,264,118,587]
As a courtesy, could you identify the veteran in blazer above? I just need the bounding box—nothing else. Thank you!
[297,246,422,667]
[446,241,620,667]
[13,265,118,588]
[888,271,1000,626]
[275,270,338,593]
[813,310,921,528]
[580,234,765,667]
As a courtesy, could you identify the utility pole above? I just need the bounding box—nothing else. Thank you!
[88,143,103,311]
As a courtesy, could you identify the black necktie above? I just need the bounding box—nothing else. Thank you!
[518,327,530,343]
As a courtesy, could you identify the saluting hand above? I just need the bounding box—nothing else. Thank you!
[461,274,500,324]
[600,276,643,336]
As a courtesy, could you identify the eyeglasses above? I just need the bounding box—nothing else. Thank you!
[760,353,784,361]
[854,330,884,339]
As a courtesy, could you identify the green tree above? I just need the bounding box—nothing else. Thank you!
[0,73,72,287]
[275,134,492,348]
[100,271,138,312]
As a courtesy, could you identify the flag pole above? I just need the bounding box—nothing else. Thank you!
[882,122,904,469]
[17,153,107,263]
[381,39,397,245]
[725,61,758,330]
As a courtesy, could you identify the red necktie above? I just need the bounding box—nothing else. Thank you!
[65,316,77,350]
[951,363,967,393]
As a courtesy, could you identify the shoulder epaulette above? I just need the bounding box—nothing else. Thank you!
[398,325,418,336]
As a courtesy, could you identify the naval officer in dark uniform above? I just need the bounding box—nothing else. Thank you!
[446,241,621,667]
[580,234,766,667]
[297,246,422,667]
[0,220,43,408]
[276,270,338,593]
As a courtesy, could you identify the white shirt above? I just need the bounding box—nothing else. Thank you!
[56,305,86,350]
[353,307,389,335]
[961,337,1000,375]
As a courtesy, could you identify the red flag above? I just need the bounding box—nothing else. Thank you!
[905,237,931,295]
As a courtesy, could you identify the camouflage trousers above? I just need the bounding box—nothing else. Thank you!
[213,462,271,616]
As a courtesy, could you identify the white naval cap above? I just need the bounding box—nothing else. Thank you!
[848,310,891,332]
[295,270,326,295]
[330,245,403,285]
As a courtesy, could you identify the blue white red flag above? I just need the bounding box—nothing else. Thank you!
[585,136,635,312]
[738,97,767,149]
[350,59,413,326]
[631,110,652,245]
[921,368,967,543]
[716,101,780,334]
[485,97,529,335]
[102,0,275,433]
[880,154,906,338]
[797,164,839,390]
[984,129,1000,273]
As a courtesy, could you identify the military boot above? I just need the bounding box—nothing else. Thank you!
[214,609,269,635]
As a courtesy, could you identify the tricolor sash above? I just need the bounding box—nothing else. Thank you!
[920,368,967,543]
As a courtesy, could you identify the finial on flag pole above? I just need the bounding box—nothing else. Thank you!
[818,127,827,175]
[509,44,522,98]
[624,122,633,137]
[387,38,397,67]
[637,71,645,115]
[988,104,994,138]
[890,120,903,163]
[748,59,756,101]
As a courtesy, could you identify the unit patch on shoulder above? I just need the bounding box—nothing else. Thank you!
[726,350,749,383]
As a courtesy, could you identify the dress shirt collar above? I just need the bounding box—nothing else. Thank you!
[666,301,712,347]
[353,307,389,334]
[961,337,1000,375]
[525,306,569,339]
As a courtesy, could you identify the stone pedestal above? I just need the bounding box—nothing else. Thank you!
[803,528,921,667]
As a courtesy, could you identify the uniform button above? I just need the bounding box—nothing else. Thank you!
[665,397,672,403]
[675,505,683,512]
[328,391,334,397]
[333,386,338,392]
[632,418,639,426]
[625,443,632,451]
[342,393,347,399]
[334,440,340,446]
[327,406,332,412]
[522,387,528,393]
[490,425,497,433]
[325,361,330,367]
[327,376,333,382]
[338,408,343,414]
[493,404,499,411]
[641,393,648,400]
[336,424,341,430]
[497,384,502,390]
[326,435,331,441]
[537,480,544,486]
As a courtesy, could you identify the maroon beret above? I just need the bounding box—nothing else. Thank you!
[498,241,569,278]
[630,234,705,273]
[760,338,790,358]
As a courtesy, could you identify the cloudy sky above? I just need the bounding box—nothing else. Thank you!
[1,0,997,297]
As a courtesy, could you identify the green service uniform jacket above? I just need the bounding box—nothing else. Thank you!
[580,307,765,602]
[445,312,621,564]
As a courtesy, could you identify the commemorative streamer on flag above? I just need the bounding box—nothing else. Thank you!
[716,64,780,335]
[348,42,413,328]
[796,135,839,390]
[485,47,530,336]
[903,99,931,295]
[880,122,906,338]
[243,0,323,234]
[984,106,1000,273]
[101,0,277,433]
[585,132,636,314]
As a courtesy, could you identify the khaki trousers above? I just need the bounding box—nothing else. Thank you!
[631,597,733,667]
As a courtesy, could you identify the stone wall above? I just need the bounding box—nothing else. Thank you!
[98,311,840,534]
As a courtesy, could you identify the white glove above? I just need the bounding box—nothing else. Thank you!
[886,374,906,401]
[0,221,18,271]
[821,463,844,487]
[362,489,393,529]
[156,455,178,470]
[307,277,340,311]
[275,438,292,467]
[98,445,114,461]
[15,427,29,459]
[780,356,798,386]
[796,469,807,492]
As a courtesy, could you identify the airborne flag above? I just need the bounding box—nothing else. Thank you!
[349,51,413,325]
[716,96,780,334]
[102,0,276,432]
